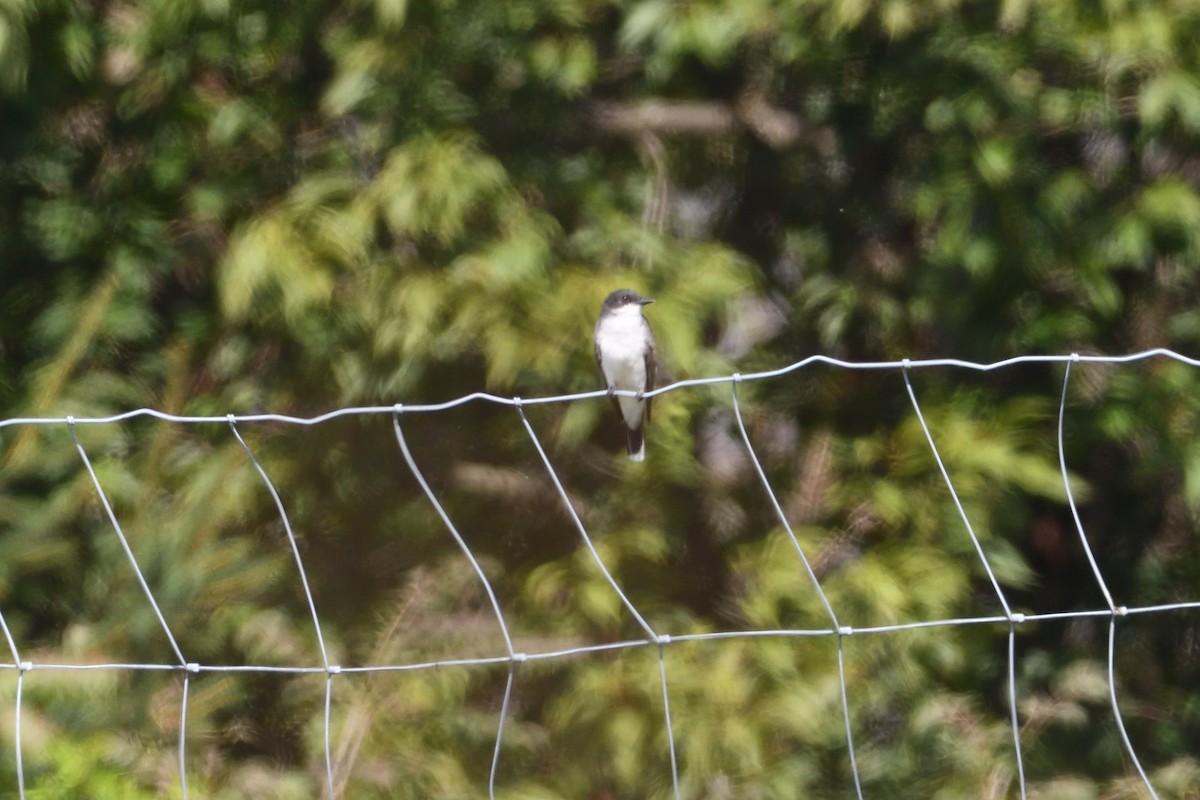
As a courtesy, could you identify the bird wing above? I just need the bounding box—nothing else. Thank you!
[644,328,656,425]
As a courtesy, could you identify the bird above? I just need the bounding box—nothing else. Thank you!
[594,288,658,461]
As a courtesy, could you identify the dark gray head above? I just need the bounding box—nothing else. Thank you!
[600,289,655,314]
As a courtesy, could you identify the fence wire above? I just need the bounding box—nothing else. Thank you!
[3,349,1200,798]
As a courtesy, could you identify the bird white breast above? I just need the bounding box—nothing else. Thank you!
[596,306,649,389]
[595,305,649,427]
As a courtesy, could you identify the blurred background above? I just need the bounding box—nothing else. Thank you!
[3,0,1200,797]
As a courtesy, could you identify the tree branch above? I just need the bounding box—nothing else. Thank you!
[588,94,813,150]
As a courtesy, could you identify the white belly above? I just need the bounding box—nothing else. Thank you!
[596,310,649,425]
[597,315,648,389]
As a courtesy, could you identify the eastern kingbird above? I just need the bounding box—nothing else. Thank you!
[594,288,657,461]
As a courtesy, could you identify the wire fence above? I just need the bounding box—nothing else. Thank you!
[3,349,1200,798]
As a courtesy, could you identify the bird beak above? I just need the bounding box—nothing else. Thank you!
[640,298,655,305]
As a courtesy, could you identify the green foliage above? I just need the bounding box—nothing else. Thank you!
[3,0,1200,795]
[24,737,164,800]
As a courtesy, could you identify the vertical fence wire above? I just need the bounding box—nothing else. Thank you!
[657,642,680,799]
[179,664,198,800]
[1006,624,1024,798]
[68,417,192,797]
[1056,360,1158,799]
[490,663,519,798]
[13,666,25,800]
[1,610,23,800]
[68,419,187,666]
[392,409,518,798]
[1055,360,1117,611]
[729,377,864,799]
[514,401,680,800]
[514,402,658,642]
[228,418,336,799]
[901,366,1027,798]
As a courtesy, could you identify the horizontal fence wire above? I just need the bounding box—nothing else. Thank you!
[1,349,1198,798]
[4,348,1199,429]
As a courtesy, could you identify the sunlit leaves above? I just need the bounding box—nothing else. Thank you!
[207,97,283,150]
[220,211,338,323]
[1137,179,1200,258]
[1140,72,1200,133]
[0,0,34,94]
[529,34,597,95]
[24,199,102,262]
[370,134,509,245]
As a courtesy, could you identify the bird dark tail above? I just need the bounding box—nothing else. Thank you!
[626,425,645,462]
